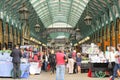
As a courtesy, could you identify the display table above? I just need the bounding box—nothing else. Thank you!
[81,60,89,73]
[90,63,109,78]
[29,62,41,75]
[0,61,30,78]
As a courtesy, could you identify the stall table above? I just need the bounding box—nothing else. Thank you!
[81,60,89,73]
[29,62,41,75]
[0,61,30,78]
[90,63,110,78]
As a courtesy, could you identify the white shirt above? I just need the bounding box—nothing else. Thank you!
[109,52,115,62]
[45,56,48,62]
[115,51,120,64]
[105,51,115,62]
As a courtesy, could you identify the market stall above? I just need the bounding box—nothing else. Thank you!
[0,61,30,78]
[0,50,30,78]
[82,43,110,78]
[89,63,109,78]
[29,52,42,75]
[29,62,41,75]
[80,54,89,73]
[20,45,42,75]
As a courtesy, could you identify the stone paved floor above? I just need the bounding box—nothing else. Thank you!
[0,71,119,80]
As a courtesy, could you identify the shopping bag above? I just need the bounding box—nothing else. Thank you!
[108,62,112,69]
[47,64,51,71]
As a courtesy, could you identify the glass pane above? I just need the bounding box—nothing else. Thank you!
[30,0,37,4]
[30,0,90,28]
[83,0,90,4]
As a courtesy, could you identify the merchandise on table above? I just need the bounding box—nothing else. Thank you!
[81,43,112,78]
[0,61,30,78]
[0,49,30,78]
[0,50,12,62]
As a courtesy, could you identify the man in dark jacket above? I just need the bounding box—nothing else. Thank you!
[48,50,56,74]
[10,45,22,79]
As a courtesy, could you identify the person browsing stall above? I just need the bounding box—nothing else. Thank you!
[56,49,67,80]
[10,45,22,79]
[110,44,120,80]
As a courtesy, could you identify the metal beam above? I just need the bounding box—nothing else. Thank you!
[10,0,24,23]
[66,0,73,25]
[104,0,115,21]
[96,0,108,27]
[114,0,120,16]
[46,0,53,26]
[92,1,103,10]
[5,0,14,12]
[96,0,109,21]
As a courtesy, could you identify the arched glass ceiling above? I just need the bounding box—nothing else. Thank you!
[50,32,70,39]
[29,0,90,28]
[48,22,72,28]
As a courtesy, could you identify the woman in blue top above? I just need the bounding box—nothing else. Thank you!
[76,53,82,73]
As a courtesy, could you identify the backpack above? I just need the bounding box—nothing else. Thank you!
[50,54,56,63]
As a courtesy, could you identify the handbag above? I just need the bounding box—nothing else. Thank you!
[108,62,112,69]
[108,52,112,69]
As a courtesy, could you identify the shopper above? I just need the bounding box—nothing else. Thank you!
[56,49,66,80]
[10,45,22,79]
[72,50,77,73]
[68,55,74,74]
[42,51,49,71]
[110,44,120,80]
[76,53,82,74]
[107,47,115,76]
[48,49,56,74]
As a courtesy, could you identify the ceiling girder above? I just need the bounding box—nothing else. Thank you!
[96,0,109,27]
[104,0,116,21]
[66,0,73,25]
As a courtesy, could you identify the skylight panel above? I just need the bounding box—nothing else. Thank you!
[30,0,37,4]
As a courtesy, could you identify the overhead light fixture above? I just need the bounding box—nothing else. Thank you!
[35,17,40,32]
[19,3,29,45]
[75,27,80,32]
[70,34,76,40]
[19,3,29,21]
[84,5,92,25]
[75,23,80,41]
[35,23,40,32]
[75,23,80,32]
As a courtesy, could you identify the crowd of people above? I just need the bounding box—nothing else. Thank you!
[9,44,120,80]
[41,48,82,80]
[109,44,120,80]
[8,44,82,80]
[3,43,120,80]
[42,49,82,72]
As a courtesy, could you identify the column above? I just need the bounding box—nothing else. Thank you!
[0,20,2,50]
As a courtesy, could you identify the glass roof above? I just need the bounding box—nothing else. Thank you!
[48,22,72,28]
[50,32,70,39]
[44,22,72,39]
[29,0,90,28]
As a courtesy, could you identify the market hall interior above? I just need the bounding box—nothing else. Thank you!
[0,0,120,80]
